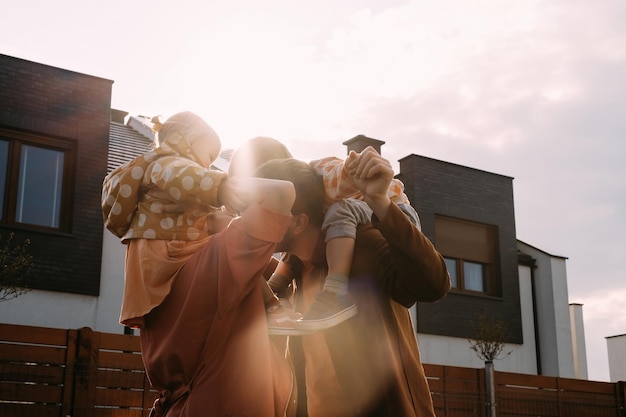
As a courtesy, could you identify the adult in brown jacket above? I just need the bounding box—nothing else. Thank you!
[256,147,451,417]
[138,176,299,417]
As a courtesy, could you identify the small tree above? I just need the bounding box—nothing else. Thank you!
[468,310,512,417]
[0,232,34,302]
[468,310,512,362]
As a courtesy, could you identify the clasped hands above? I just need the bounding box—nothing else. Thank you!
[345,146,394,217]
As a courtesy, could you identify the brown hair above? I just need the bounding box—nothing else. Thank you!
[228,136,293,178]
[255,158,325,227]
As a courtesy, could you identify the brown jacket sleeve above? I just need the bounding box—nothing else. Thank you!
[353,202,450,307]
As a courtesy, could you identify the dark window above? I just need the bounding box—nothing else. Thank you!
[0,129,74,232]
[436,215,499,296]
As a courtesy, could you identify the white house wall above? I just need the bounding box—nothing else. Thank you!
[0,228,127,335]
[517,241,576,378]
[0,288,99,330]
[532,248,559,375]
[417,334,537,374]
[606,334,626,382]
[551,256,576,378]
[570,303,588,379]
[517,263,539,373]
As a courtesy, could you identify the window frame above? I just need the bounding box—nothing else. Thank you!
[436,215,500,297]
[0,128,75,233]
[444,256,496,295]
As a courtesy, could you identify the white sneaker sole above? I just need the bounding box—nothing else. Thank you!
[268,326,315,336]
[294,304,358,331]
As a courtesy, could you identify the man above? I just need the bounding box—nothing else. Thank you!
[134,175,299,417]
[256,147,450,417]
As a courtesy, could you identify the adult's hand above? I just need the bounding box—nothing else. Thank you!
[346,146,393,219]
[206,210,237,234]
[218,177,248,214]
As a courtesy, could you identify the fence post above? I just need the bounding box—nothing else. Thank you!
[61,329,78,417]
[485,361,496,417]
[72,327,99,417]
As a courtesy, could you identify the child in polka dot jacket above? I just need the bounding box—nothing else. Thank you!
[102,112,294,330]
[104,112,227,242]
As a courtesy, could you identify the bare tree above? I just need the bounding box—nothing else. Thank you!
[0,233,33,302]
[468,310,512,362]
[468,310,512,417]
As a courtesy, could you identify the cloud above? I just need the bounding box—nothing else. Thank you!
[579,287,626,329]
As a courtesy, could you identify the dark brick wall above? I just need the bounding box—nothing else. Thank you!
[397,153,523,343]
[0,54,113,296]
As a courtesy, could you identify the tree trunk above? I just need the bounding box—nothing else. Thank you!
[485,360,496,417]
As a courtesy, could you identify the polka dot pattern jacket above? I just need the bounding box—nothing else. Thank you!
[102,139,227,242]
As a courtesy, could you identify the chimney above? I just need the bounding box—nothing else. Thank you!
[343,135,385,155]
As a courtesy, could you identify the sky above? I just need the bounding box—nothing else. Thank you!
[2,0,625,382]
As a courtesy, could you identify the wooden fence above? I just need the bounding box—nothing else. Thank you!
[0,324,156,417]
[1,323,624,417]
[424,364,625,417]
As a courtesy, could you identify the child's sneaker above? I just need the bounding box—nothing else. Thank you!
[295,290,357,331]
[267,303,310,336]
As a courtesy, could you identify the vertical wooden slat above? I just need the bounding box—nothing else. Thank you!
[442,365,450,417]
[557,377,564,417]
[61,329,78,417]
[615,381,626,417]
[479,366,487,417]
[72,327,99,417]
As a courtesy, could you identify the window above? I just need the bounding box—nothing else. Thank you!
[444,257,489,292]
[0,129,74,232]
[436,215,499,296]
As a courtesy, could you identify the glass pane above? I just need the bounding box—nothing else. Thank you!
[16,145,64,228]
[464,261,484,292]
[444,257,458,288]
[0,140,8,220]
